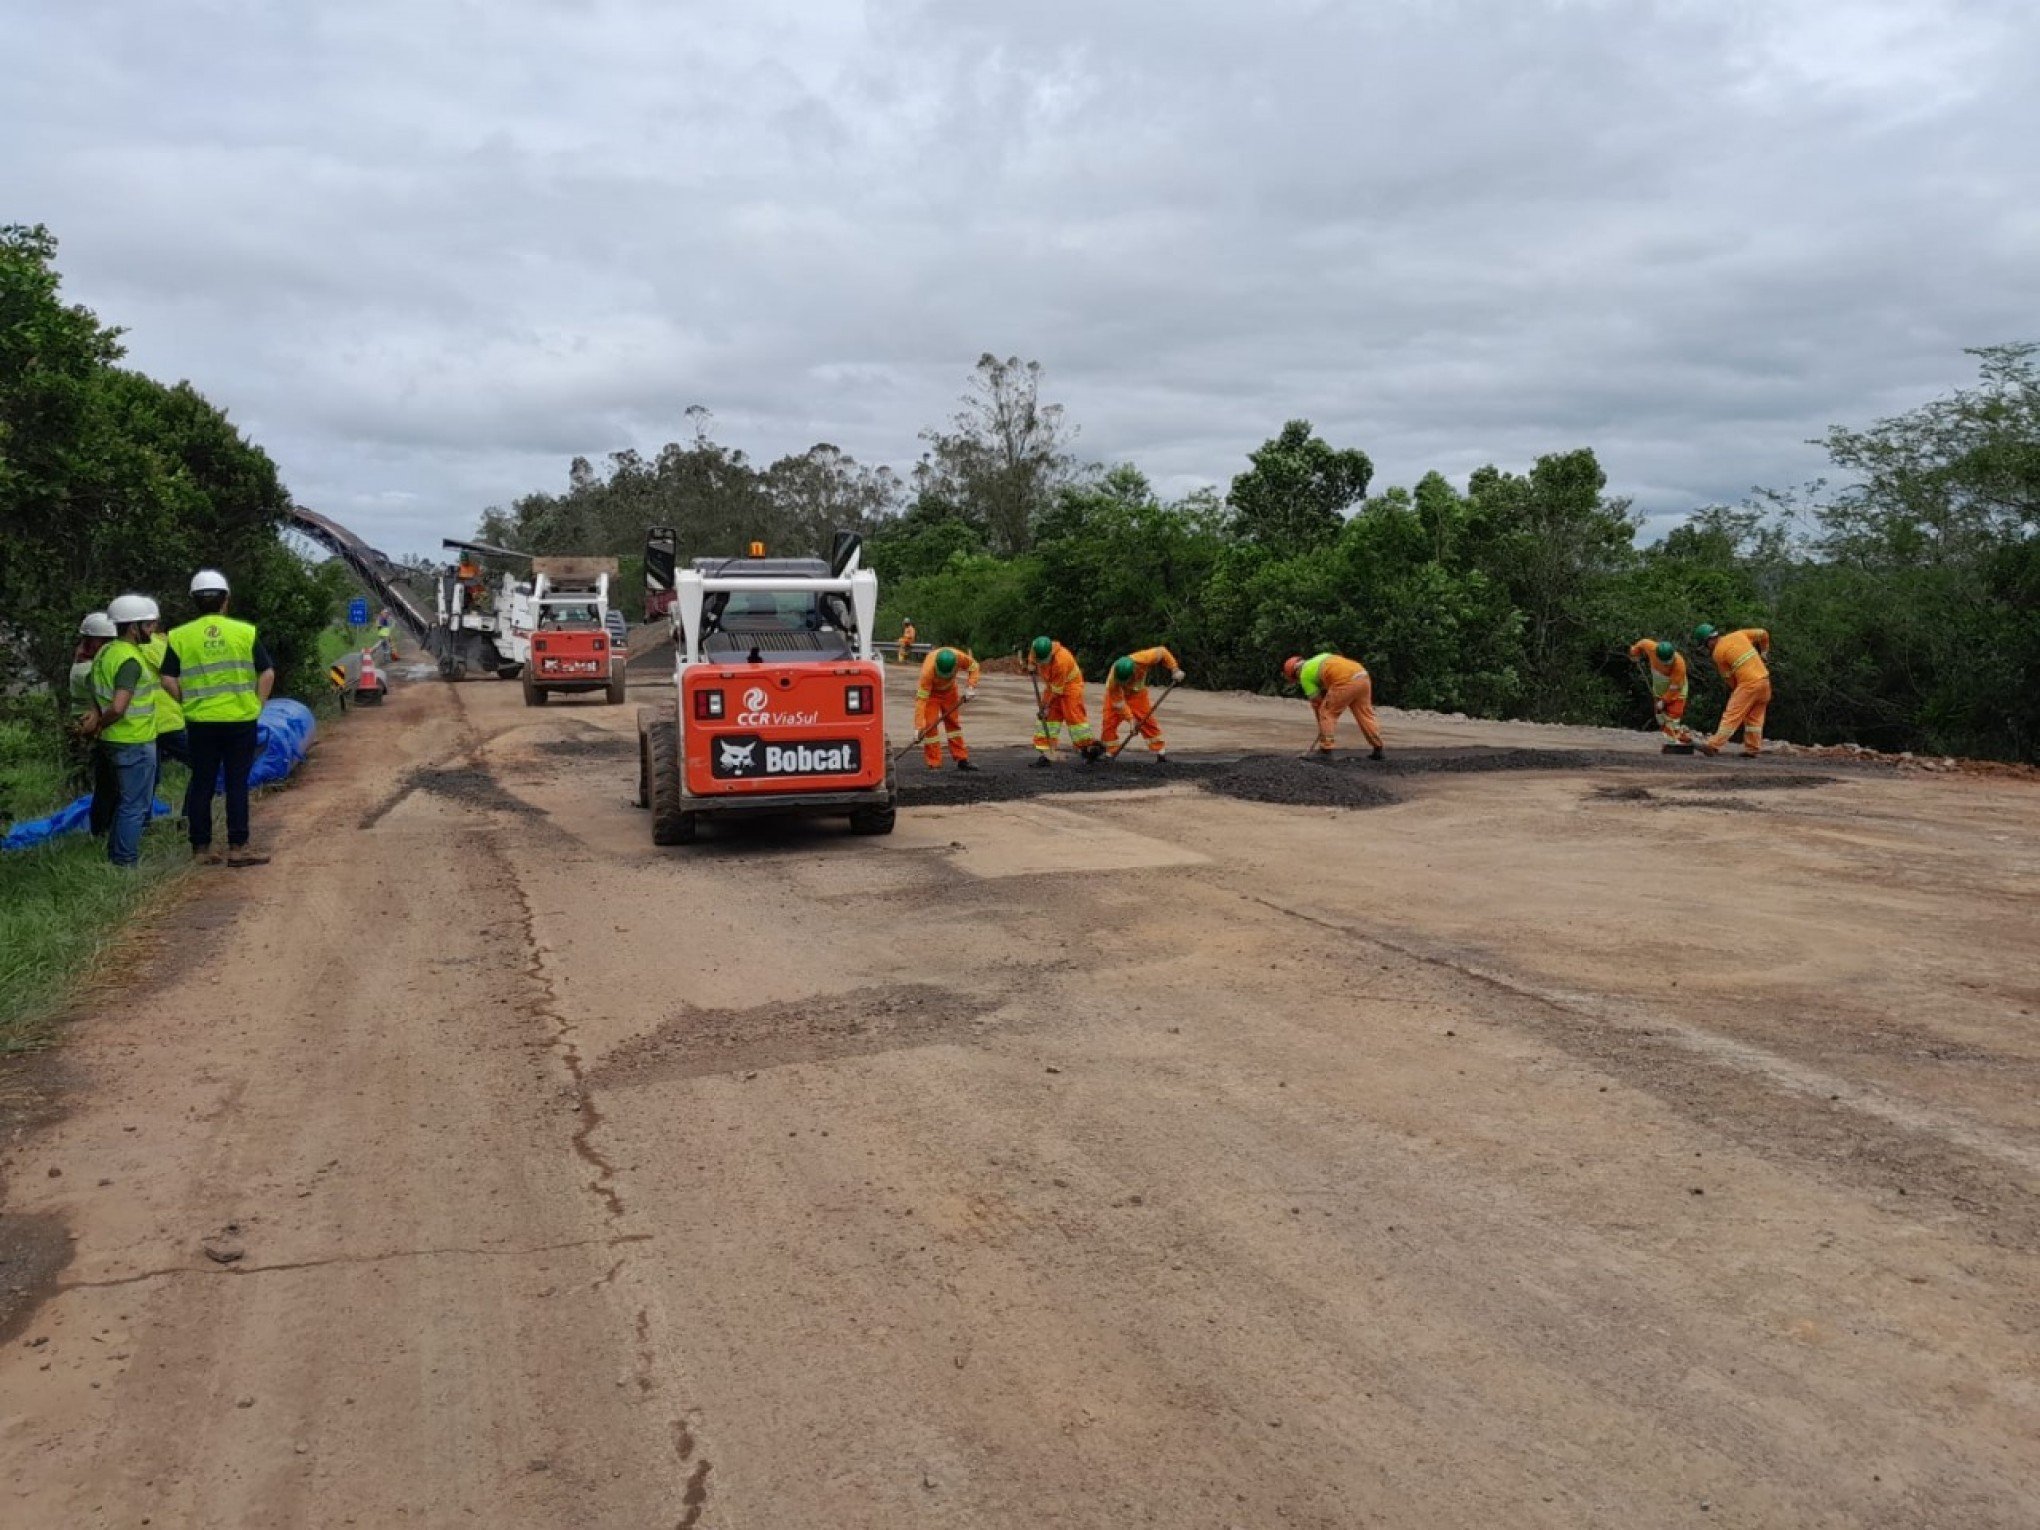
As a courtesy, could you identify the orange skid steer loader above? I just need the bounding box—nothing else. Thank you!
[636,535,896,845]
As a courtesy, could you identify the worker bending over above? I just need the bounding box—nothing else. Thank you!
[1695,624,1772,757]
[1102,647,1184,761]
[916,646,980,772]
[1284,652,1386,760]
[1629,637,1694,752]
[1026,636,1102,765]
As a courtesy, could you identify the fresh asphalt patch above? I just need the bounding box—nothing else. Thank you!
[900,745,1843,814]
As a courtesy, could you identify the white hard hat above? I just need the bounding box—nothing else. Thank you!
[107,593,160,626]
[190,568,230,595]
[79,611,117,638]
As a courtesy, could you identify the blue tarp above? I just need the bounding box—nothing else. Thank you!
[3,699,318,853]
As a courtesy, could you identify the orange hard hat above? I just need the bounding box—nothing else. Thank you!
[1282,655,1303,682]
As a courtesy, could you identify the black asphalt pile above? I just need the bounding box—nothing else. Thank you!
[1199,755,1402,809]
[540,733,636,760]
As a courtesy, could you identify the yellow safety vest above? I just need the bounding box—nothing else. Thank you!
[140,633,186,733]
[167,615,263,723]
[91,640,159,745]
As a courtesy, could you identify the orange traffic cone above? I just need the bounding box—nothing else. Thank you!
[356,647,385,706]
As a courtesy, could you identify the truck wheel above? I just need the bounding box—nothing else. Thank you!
[849,803,896,836]
[522,679,546,707]
[606,669,627,705]
[496,666,518,680]
[647,720,695,844]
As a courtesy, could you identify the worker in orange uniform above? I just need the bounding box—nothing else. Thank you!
[1102,647,1185,762]
[1629,637,1695,752]
[1695,624,1772,757]
[1025,636,1102,766]
[897,617,916,664]
[1283,652,1385,760]
[915,646,980,772]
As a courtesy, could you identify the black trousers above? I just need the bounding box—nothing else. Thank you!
[90,742,117,837]
[185,720,260,849]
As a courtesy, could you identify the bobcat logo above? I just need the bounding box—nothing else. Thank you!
[718,739,758,774]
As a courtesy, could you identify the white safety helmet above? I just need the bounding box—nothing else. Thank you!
[107,593,160,627]
[190,568,231,595]
[79,611,117,638]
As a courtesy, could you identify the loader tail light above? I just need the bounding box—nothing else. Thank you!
[846,684,873,714]
[695,689,724,720]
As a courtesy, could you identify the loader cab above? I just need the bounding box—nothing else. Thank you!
[689,555,859,661]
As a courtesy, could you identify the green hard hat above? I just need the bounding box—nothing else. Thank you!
[1113,656,1135,683]
[1031,636,1053,661]
[934,647,957,677]
[1656,640,1676,662]
[1692,623,1718,643]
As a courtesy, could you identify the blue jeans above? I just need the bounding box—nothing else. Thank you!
[106,740,157,868]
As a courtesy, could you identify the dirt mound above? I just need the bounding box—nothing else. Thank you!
[1200,756,1401,809]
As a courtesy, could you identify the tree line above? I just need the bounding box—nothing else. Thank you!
[0,225,345,712]
[481,348,2038,763]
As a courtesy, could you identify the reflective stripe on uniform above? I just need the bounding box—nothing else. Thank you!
[167,616,263,722]
[91,640,159,744]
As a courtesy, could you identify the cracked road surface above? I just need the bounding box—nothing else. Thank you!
[2,668,2037,1527]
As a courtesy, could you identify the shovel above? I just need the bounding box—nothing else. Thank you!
[1106,681,1179,759]
[892,693,972,766]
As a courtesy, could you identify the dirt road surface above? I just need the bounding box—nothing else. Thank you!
[3,665,2037,1527]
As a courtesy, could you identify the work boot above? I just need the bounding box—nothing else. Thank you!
[1031,755,1053,769]
[1368,747,1385,762]
[1153,753,1168,765]
[1699,740,1721,757]
[226,847,270,868]
[192,845,223,866]
[1081,742,1105,763]
[1306,749,1334,764]
[955,760,979,773]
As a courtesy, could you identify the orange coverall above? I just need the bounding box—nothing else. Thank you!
[1301,653,1384,752]
[1706,629,1772,755]
[1025,642,1096,755]
[914,649,979,768]
[897,622,916,663]
[1103,646,1180,755]
[1628,639,1693,743]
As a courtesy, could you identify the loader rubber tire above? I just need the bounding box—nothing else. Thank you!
[523,679,546,707]
[849,800,896,836]
[606,669,627,705]
[634,721,651,809]
[647,720,695,844]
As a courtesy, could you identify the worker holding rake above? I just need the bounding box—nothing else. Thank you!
[1102,646,1184,761]
[1629,637,1695,752]
[914,646,979,771]
[1025,636,1103,766]
[1284,651,1386,760]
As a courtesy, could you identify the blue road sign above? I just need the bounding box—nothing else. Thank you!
[347,597,369,626]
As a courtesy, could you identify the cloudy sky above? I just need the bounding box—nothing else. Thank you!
[9,0,2037,554]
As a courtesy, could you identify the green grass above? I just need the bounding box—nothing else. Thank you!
[0,707,191,1053]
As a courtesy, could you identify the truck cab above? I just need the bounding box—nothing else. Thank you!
[637,539,895,844]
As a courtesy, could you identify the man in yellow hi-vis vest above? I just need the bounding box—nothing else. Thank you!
[80,594,163,868]
[161,569,276,866]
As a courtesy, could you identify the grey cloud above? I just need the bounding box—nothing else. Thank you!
[5,0,2036,554]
